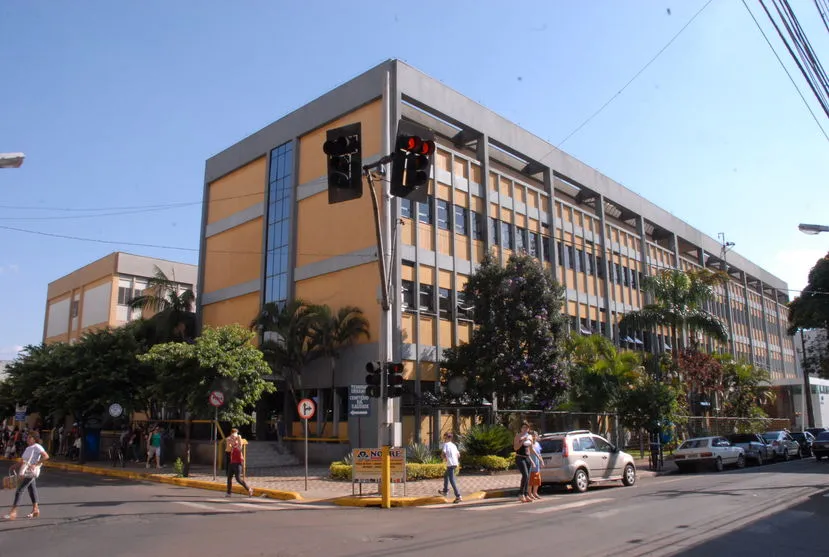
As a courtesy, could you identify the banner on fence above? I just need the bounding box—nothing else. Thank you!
[351,447,405,484]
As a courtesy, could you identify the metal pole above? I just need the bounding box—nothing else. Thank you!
[212,406,217,482]
[801,330,815,429]
[304,418,309,491]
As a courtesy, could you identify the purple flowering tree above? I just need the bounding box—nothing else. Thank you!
[441,252,568,409]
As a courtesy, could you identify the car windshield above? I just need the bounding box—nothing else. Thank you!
[728,434,757,443]
[791,433,805,440]
[679,439,709,449]
[818,432,829,441]
[761,433,780,442]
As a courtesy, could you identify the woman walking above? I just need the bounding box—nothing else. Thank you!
[513,421,533,503]
[4,433,49,520]
[226,428,254,498]
[528,431,544,500]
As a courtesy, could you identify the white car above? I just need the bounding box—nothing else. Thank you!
[673,436,745,472]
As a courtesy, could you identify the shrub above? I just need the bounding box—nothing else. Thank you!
[172,457,184,478]
[407,443,441,464]
[327,462,447,481]
[461,424,513,457]
[460,454,512,471]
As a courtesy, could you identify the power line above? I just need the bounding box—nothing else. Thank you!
[814,0,829,37]
[556,0,714,147]
[741,0,829,142]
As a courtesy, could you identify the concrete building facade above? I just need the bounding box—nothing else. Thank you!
[198,60,797,451]
[43,252,197,344]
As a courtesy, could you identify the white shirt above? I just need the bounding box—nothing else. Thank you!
[20,443,46,478]
[442,441,460,467]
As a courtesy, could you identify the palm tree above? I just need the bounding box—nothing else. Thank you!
[619,268,728,364]
[309,305,370,434]
[566,333,642,413]
[128,266,196,343]
[251,299,318,404]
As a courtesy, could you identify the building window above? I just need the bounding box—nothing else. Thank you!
[566,246,575,269]
[401,280,414,310]
[542,236,551,261]
[419,284,434,312]
[585,252,594,276]
[501,222,513,249]
[616,263,623,285]
[401,198,413,219]
[439,288,451,318]
[457,292,474,320]
[437,199,450,230]
[574,248,583,273]
[489,218,499,245]
[117,286,131,305]
[528,232,539,257]
[471,212,484,240]
[515,227,526,252]
[455,206,468,236]
[71,300,79,318]
[265,141,294,305]
[597,256,606,279]
[623,266,631,287]
[418,198,433,225]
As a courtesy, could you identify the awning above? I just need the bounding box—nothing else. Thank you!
[580,327,592,335]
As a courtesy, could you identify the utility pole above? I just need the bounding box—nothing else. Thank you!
[799,329,815,430]
[718,233,737,358]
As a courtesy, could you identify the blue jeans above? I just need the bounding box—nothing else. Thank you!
[516,456,531,497]
[13,476,38,506]
[443,465,460,497]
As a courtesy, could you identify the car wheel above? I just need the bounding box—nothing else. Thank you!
[572,468,589,493]
[622,464,636,486]
[736,454,746,469]
[675,463,688,473]
[714,457,724,472]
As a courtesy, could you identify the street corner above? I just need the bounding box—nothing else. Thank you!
[481,487,519,499]
[330,495,449,508]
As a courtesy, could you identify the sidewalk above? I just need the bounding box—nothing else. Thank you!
[26,455,675,506]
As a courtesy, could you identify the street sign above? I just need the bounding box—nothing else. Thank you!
[108,403,123,418]
[297,398,316,420]
[209,390,225,408]
[348,384,371,417]
[14,404,27,422]
[352,447,405,484]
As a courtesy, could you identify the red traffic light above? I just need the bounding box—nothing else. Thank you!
[397,135,435,155]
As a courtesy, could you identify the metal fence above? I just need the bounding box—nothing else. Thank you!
[494,410,624,449]
[680,416,792,439]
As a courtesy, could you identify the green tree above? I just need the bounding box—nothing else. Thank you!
[564,333,643,413]
[788,252,829,378]
[617,367,682,439]
[619,269,728,364]
[128,265,196,343]
[138,324,275,476]
[441,253,568,409]
[716,356,773,418]
[309,304,370,434]
[251,300,318,403]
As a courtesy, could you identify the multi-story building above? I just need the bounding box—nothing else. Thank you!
[43,252,197,344]
[198,59,797,449]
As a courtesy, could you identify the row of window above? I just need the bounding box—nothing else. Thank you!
[117,286,144,306]
[401,197,485,240]
[400,280,474,320]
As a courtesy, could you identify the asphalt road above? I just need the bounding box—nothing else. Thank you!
[1,458,828,557]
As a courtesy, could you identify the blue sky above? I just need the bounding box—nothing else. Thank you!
[1,0,828,360]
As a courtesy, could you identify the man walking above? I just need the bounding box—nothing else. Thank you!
[438,432,462,504]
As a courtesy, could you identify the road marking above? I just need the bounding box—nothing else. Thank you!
[466,500,536,511]
[524,497,614,515]
[588,508,621,519]
[231,502,280,510]
[175,501,239,513]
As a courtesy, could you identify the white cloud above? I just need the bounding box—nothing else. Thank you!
[0,345,25,360]
[769,248,827,294]
[0,264,20,275]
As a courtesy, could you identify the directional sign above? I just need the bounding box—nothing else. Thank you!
[297,398,316,420]
[108,403,123,418]
[349,384,371,417]
[209,390,225,408]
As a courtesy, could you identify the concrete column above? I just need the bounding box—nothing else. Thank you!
[543,169,558,269]
[637,217,656,354]
[775,297,787,376]
[670,233,687,350]
[723,269,737,357]
[742,274,756,367]
[758,281,773,372]
[477,138,493,255]
[595,195,613,342]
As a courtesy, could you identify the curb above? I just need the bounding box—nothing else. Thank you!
[329,490,489,507]
[3,458,303,501]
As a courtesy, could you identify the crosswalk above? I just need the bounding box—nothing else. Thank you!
[428,496,616,515]
[171,497,338,514]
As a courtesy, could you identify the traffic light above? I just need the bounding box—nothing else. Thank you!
[386,362,404,398]
[390,121,435,203]
[323,122,362,204]
[365,361,383,399]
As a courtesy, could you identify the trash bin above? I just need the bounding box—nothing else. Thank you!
[84,430,102,461]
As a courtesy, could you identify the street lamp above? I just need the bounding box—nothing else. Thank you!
[798,223,829,235]
[0,153,25,169]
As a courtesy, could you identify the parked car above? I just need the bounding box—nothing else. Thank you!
[727,433,773,465]
[805,427,826,438]
[537,430,636,493]
[761,431,801,460]
[673,436,745,472]
[813,431,829,460]
[790,431,816,458]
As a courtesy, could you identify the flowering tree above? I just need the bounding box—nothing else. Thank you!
[441,253,568,409]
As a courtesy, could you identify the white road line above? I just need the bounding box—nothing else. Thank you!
[231,502,281,510]
[523,497,614,515]
[175,501,239,513]
[588,508,621,519]
[466,500,535,512]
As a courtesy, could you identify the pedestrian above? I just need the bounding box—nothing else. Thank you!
[146,425,162,469]
[3,433,49,520]
[513,421,533,503]
[225,428,253,497]
[438,432,462,504]
[528,431,544,500]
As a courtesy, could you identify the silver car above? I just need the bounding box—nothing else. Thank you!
[538,430,636,493]
[761,431,801,460]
